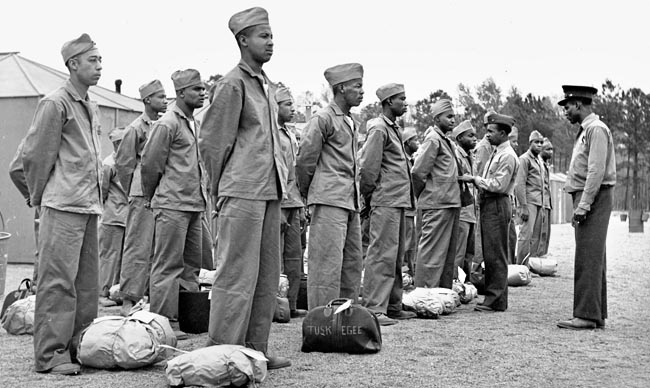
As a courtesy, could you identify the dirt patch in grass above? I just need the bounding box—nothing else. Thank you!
[2,216,649,387]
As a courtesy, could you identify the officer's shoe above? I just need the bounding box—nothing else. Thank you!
[290,309,308,318]
[374,313,398,326]
[387,310,417,320]
[48,363,81,376]
[266,355,291,370]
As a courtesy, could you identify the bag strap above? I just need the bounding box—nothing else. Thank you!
[19,278,32,292]
[326,298,353,308]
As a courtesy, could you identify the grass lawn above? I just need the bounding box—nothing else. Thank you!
[1,215,649,387]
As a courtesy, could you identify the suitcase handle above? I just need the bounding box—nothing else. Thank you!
[325,298,353,308]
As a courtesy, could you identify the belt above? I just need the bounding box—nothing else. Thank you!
[480,192,508,199]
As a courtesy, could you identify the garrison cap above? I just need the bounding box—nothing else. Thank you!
[376,83,405,102]
[402,126,417,142]
[557,85,598,106]
[486,113,516,130]
[229,7,270,36]
[172,69,202,91]
[529,130,544,142]
[275,86,293,103]
[108,127,127,142]
[451,120,474,139]
[508,125,519,139]
[431,99,454,119]
[324,63,364,86]
[139,79,165,99]
[61,33,97,64]
[542,137,553,147]
[484,110,496,124]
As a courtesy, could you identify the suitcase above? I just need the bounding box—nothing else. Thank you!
[301,298,381,354]
[178,290,210,334]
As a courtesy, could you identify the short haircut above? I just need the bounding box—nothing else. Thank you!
[495,123,512,135]
[235,25,256,47]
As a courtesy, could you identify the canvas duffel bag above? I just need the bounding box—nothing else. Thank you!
[507,265,532,286]
[301,298,381,354]
[402,287,444,318]
[1,294,35,335]
[165,344,267,387]
[527,256,558,276]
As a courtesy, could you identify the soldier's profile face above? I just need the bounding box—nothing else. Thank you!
[71,49,102,86]
[342,79,364,107]
[246,24,274,64]
[278,99,295,123]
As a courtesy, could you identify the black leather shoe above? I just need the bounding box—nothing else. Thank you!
[557,317,597,330]
[387,310,417,320]
[48,363,81,376]
[290,309,308,318]
[266,355,291,370]
[474,305,495,312]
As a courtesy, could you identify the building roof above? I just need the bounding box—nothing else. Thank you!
[0,52,143,112]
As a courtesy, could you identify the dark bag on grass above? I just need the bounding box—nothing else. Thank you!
[273,296,290,323]
[301,298,381,354]
[1,278,33,319]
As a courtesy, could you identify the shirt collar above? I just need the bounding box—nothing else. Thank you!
[64,79,88,102]
[456,144,469,158]
[172,104,193,123]
[238,60,268,84]
[433,125,447,139]
[381,114,399,129]
[580,112,599,128]
[496,140,511,153]
[140,112,153,126]
[330,101,346,116]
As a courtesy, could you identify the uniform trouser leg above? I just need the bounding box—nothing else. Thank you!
[572,188,611,322]
[414,208,460,289]
[480,197,509,311]
[362,207,405,315]
[361,215,371,260]
[150,209,201,320]
[508,218,517,265]
[33,208,40,287]
[307,205,362,309]
[403,215,416,275]
[208,198,280,353]
[201,214,215,270]
[454,221,471,279]
[473,208,484,267]
[516,204,541,263]
[98,224,124,296]
[120,197,154,302]
[463,223,475,277]
[535,208,551,256]
[282,209,302,311]
[34,207,98,372]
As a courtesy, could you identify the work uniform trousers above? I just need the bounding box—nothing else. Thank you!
[480,196,510,311]
[120,196,154,302]
[572,187,611,322]
[281,208,303,311]
[414,207,460,289]
[34,207,98,372]
[150,208,202,320]
[535,208,551,256]
[307,204,363,310]
[403,214,416,275]
[201,213,215,270]
[362,207,406,315]
[516,203,544,264]
[208,198,280,353]
[33,208,40,288]
[98,224,124,297]
[508,218,517,265]
[454,221,475,279]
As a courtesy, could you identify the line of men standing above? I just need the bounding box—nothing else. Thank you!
[13,5,614,377]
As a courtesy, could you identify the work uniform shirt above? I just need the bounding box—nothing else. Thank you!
[542,160,552,210]
[515,149,544,207]
[22,79,103,215]
[455,144,476,224]
[115,113,154,197]
[9,139,30,201]
[279,124,304,209]
[412,126,460,209]
[101,152,128,227]
[296,101,361,211]
[359,114,414,208]
[199,60,287,201]
[565,113,616,212]
[476,141,519,195]
[141,104,207,212]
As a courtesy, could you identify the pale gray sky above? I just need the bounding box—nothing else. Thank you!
[3,0,648,108]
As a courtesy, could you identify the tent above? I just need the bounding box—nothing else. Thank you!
[0,52,143,263]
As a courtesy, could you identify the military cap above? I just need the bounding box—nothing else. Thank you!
[324,63,364,86]
[508,125,519,138]
[529,130,544,142]
[275,86,293,103]
[171,69,202,91]
[486,113,516,130]
[557,85,598,106]
[229,7,270,36]
[402,126,417,142]
[431,99,454,119]
[376,83,405,102]
[451,120,474,139]
[139,79,165,100]
[61,33,97,64]
[108,127,127,142]
[542,137,553,147]
[484,110,496,124]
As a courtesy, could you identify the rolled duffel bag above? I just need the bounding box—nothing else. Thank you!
[166,345,267,387]
[507,265,532,286]
[77,312,176,369]
[402,288,443,319]
[301,298,381,354]
[1,295,35,335]
[429,287,461,312]
[527,256,558,276]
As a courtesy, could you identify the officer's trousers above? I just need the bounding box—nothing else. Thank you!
[480,196,509,311]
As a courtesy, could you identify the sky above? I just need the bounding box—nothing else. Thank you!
[3,0,648,109]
